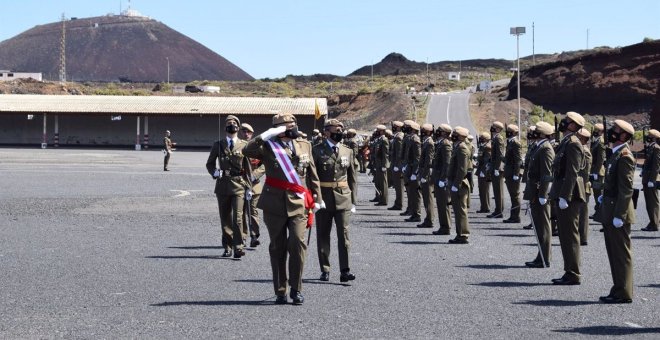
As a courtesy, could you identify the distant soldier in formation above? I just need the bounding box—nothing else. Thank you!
[487,121,505,218]
[432,124,453,235]
[641,129,660,232]
[589,123,606,220]
[312,129,323,146]
[373,125,390,206]
[521,126,536,230]
[466,135,476,195]
[475,131,492,214]
[388,121,405,211]
[357,136,369,173]
[344,128,360,170]
[576,128,592,246]
[402,121,422,222]
[385,129,394,187]
[240,123,263,248]
[163,130,175,171]
[417,123,436,228]
[549,111,587,286]
[447,126,472,244]
[503,124,522,223]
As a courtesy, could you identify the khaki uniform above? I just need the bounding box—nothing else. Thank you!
[432,138,453,232]
[243,160,265,240]
[164,136,173,170]
[403,134,422,218]
[206,138,252,253]
[374,135,390,205]
[523,139,554,265]
[641,142,660,229]
[489,133,505,216]
[579,145,592,243]
[590,139,606,216]
[549,133,586,282]
[419,135,436,226]
[448,140,471,240]
[467,142,475,195]
[476,141,492,212]
[243,136,322,296]
[601,143,636,300]
[504,137,522,220]
[390,132,405,209]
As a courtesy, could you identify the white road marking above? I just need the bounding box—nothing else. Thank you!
[170,190,204,197]
[446,96,452,125]
[624,322,643,328]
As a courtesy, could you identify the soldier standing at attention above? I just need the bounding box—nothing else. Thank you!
[373,125,390,206]
[641,129,660,231]
[466,135,476,196]
[476,132,492,214]
[432,124,453,235]
[599,119,636,304]
[589,123,606,220]
[312,129,323,146]
[503,124,522,223]
[403,121,422,223]
[400,120,414,216]
[313,119,357,283]
[576,128,593,246]
[240,123,263,247]
[522,126,537,230]
[388,121,405,211]
[206,116,252,258]
[163,130,175,171]
[243,113,322,305]
[417,123,436,228]
[344,129,360,170]
[487,121,505,218]
[549,111,587,285]
[523,122,555,268]
[448,126,472,244]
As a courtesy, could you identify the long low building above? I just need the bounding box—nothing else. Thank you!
[0,94,327,148]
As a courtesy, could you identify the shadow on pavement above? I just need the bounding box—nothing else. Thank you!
[489,233,531,238]
[167,246,224,250]
[381,232,434,236]
[151,299,275,307]
[471,281,553,288]
[640,283,660,288]
[513,299,599,307]
[631,235,660,240]
[303,279,351,287]
[145,255,235,260]
[234,279,272,283]
[553,326,660,335]
[389,240,445,245]
[476,226,526,230]
[457,264,527,270]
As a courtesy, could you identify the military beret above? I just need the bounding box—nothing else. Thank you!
[566,111,585,127]
[376,124,387,130]
[467,134,474,141]
[272,113,296,126]
[301,132,308,138]
[240,123,254,132]
[226,115,240,125]
[324,119,344,128]
[409,122,421,131]
[593,123,604,132]
[403,120,415,126]
[535,121,554,135]
[392,121,404,128]
[492,121,504,129]
[613,119,634,135]
[648,129,660,139]
[479,132,491,140]
[437,124,452,133]
[421,123,434,132]
[312,129,320,134]
[507,124,519,133]
[453,126,469,138]
[576,128,591,139]
[385,129,393,137]
[347,128,357,135]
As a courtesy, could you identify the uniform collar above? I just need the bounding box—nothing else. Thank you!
[612,143,627,154]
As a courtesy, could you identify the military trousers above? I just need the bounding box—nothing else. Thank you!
[601,197,633,300]
[579,194,590,243]
[530,200,552,265]
[164,151,171,170]
[477,176,491,212]
[434,183,452,231]
[450,184,470,240]
[316,209,351,273]
[643,186,659,228]
[375,169,388,204]
[216,193,245,251]
[420,179,436,226]
[557,199,584,282]
[405,179,422,217]
[505,177,521,220]
[263,212,307,296]
[242,193,261,239]
[492,174,504,214]
[592,181,603,219]
[391,170,404,209]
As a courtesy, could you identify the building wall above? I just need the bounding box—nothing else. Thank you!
[0,72,43,81]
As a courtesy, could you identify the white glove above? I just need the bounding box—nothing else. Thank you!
[246,190,253,200]
[479,171,485,178]
[613,217,624,228]
[558,197,569,210]
[539,197,547,205]
[591,174,598,180]
[320,201,327,210]
[648,181,655,188]
[350,205,356,213]
[421,178,427,184]
[213,169,220,178]
[494,170,500,177]
[451,185,458,192]
[438,180,446,188]
[598,195,603,204]
[402,165,407,172]
[513,175,519,181]
[260,125,287,140]
[410,174,417,181]
[381,167,387,172]
[393,166,400,172]
[313,203,321,213]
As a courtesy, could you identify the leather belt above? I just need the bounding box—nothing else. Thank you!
[320,181,349,188]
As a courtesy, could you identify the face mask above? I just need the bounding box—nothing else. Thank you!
[607,127,620,143]
[506,131,515,138]
[646,137,654,143]
[402,126,411,134]
[226,125,239,134]
[451,135,459,143]
[558,118,569,133]
[284,126,300,139]
[490,127,497,133]
[330,132,344,143]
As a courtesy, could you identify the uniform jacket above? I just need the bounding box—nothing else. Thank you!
[432,138,453,184]
[523,140,554,200]
[343,137,360,168]
[374,135,390,169]
[641,142,660,184]
[206,138,251,195]
[476,141,492,178]
[243,136,322,217]
[312,141,357,211]
[603,143,636,223]
[590,139,606,177]
[419,136,435,180]
[521,142,536,183]
[250,162,266,195]
[504,137,522,178]
[489,133,505,174]
[403,134,421,177]
[448,140,471,189]
[164,136,173,152]
[549,133,586,202]
[581,144,593,195]
[390,132,405,169]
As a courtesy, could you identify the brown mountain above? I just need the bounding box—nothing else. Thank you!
[349,52,513,76]
[0,14,253,82]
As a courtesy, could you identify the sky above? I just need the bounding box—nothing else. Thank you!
[1,0,659,79]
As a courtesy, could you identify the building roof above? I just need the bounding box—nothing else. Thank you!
[0,94,328,116]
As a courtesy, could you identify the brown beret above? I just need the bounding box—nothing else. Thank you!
[403,120,415,126]
[240,123,254,132]
[437,124,452,133]
[507,124,519,133]
[226,115,240,125]
[376,124,387,131]
[566,111,585,127]
[648,129,660,139]
[593,123,604,132]
[312,129,320,134]
[453,126,469,138]
[467,134,474,141]
[409,122,420,131]
[535,121,554,135]
[492,121,504,129]
[479,132,491,140]
[421,123,434,132]
[576,128,591,139]
[324,119,344,128]
[272,113,296,126]
[385,129,393,137]
[347,128,357,135]
[613,119,634,135]
[392,121,404,128]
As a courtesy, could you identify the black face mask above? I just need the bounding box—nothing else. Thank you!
[285,126,300,139]
[402,126,411,134]
[607,127,620,143]
[646,137,654,143]
[451,135,459,143]
[225,125,239,134]
[330,132,343,143]
[506,131,515,138]
[490,127,497,133]
[558,118,569,133]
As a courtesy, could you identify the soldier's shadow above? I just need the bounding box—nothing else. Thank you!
[389,240,445,245]
[632,235,660,240]
[553,326,660,335]
[488,233,531,238]
[303,279,351,287]
[470,281,553,288]
[167,246,224,250]
[457,264,527,270]
[512,299,599,307]
[145,255,236,260]
[151,297,277,307]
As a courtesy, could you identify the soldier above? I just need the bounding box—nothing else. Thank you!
[344,128,360,169]
[475,131,492,213]
[312,119,358,282]
[385,129,394,187]
[373,125,390,206]
[417,123,436,228]
[388,121,405,211]
[589,123,606,220]
[503,124,522,223]
[163,130,175,171]
[641,129,660,231]
[432,124,453,235]
[240,123,263,247]
[448,126,472,244]
[576,128,593,246]
[312,129,323,145]
[487,121,505,218]
[523,122,555,268]
[243,113,322,305]
[357,136,369,173]
[549,111,587,285]
[522,126,537,230]
[466,134,476,195]
[598,119,636,304]
[205,115,252,258]
[402,121,422,222]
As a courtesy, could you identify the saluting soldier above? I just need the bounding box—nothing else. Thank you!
[448,126,472,244]
[432,124,453,235]
[403,121,422,222]
[373,125,390,206]
[240,123,263,247]
[313,119,357,283]
[549,111,587,285]
[417,123,436,228]
[503,124,523,223]
[523,122,555,268]
[388,121,406,211]
[599,119,636,304]
[476,131,492,213]
[641,129,660,231]
[243,113,322,305]
[206,115,252,258]
[487,121,505,218]
[590,123,606,220]
[576,128,593,246]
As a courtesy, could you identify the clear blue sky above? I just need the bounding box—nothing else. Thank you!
[1,0,658,79]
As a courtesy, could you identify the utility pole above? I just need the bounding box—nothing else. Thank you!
[510,26,526,141]
[532,22,535,66]
[59,13,66,84]
[166,57,170,83]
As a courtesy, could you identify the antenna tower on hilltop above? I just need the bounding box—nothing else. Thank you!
[59,13,66,83]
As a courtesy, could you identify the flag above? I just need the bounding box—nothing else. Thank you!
[314,99,321,120]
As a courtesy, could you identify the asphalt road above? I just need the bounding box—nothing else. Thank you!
[426,91,478,138]
[0,148,658,339]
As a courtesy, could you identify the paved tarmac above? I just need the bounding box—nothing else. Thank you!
[0,148,658,339]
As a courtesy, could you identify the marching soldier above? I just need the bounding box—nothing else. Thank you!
[576,128,593,246]
[448,126,472,244]
[503,124,522,223]
[487,121,505,218]
[523,122,555,268]
[402,121,422,222]
[599,119,635,304]
[590,123,606,220]
[641,129,660,231]
[313,119,357,283]
[388,121,405,211]
[240,123,263,247]
[476,132,492,213]
[418,123,436,228]
[163,130,175,171]
[432,124,453,235]
[206,115,252,258]
[243,113,322,305]
[549,111,587,285]
[373,125,390,206]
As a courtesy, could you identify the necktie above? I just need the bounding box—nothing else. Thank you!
[229,139,234,151]
[333,146,338,155]
[289,142,296,156]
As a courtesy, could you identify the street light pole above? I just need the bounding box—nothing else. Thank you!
[510,26,526,141]
[166,57,170,84]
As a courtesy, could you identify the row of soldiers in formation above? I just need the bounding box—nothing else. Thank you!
[358,112,659,304]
